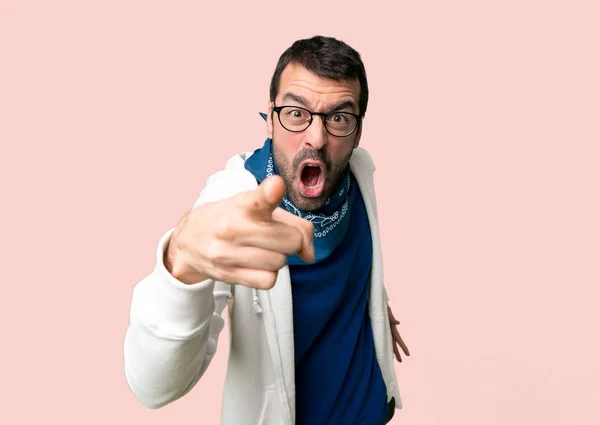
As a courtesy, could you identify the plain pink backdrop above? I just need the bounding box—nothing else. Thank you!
[1,1,599,424]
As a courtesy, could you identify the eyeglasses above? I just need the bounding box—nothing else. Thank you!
[273,105,362,137]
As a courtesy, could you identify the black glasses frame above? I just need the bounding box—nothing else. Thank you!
[273,105,363,137]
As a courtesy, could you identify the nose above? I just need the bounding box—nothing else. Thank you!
[304,115,328,150]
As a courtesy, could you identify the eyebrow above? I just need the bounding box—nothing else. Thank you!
[329,100,358,114]
[280,92,359,114]
[281,92,309,107]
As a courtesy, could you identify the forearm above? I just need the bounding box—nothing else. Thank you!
[124,230,225,408]
[124,305,215,408]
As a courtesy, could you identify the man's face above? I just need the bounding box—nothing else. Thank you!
[267,64,362,212]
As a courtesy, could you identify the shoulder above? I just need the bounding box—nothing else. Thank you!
[223,150,256,170]
[192,150,258,210]
[350,147,376,175]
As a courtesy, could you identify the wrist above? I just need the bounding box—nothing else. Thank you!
[164,239,209,285]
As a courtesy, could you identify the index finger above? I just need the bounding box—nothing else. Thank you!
[271,207,315,263]
[244,175,287,220]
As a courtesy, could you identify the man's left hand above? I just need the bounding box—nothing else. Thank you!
[387,304,410,362]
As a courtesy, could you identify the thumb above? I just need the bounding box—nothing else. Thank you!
[247,175,286,218]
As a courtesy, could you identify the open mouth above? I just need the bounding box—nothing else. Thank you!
[298,161,325,198]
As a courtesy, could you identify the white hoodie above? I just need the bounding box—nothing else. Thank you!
[123,147,402,425]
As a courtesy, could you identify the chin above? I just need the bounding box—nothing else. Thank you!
[288,189,329,213]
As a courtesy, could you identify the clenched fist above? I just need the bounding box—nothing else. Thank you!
[165,175,315,288]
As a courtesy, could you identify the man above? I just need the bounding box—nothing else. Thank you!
[124,35,409,425]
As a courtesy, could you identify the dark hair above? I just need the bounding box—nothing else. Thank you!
[269,36,369,117]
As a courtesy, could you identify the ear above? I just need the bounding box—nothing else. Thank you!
[266,101,274,139]
[353,121,363,149]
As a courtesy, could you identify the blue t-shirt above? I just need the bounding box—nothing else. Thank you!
[290,174,389,425]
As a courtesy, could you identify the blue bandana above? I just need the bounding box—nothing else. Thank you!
[244,115,356,265]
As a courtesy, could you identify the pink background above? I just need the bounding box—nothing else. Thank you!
[2,1,599,424]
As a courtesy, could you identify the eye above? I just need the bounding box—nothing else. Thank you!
[328,113,348,123]
[284,108,309,120]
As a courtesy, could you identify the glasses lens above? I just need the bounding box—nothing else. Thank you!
[325,113,357,136]
[279,107,311,131]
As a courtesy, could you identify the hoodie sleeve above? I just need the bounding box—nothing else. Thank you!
[123,155,258,409]
[123,226,232,409]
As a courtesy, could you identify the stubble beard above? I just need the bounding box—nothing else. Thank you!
[272,140,352,213]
